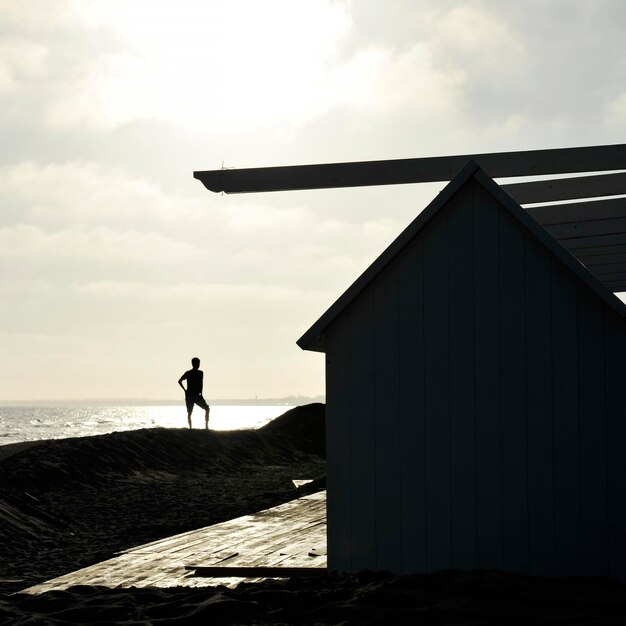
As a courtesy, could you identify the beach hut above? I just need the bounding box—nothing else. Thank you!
[297,161,626,579]
[194,144,626,580]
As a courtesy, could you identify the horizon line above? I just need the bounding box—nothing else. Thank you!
[0,395,326,407]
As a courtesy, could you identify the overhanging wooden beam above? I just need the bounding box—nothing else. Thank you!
[561,233,626,250]
[544,217,626,240]
[570,244,626,257]
[603,282,626,292]
[194,144,626,194]
[579,253,626,265]
[584,263,626,275]
[526,198,626,225]
[504,172,626,204]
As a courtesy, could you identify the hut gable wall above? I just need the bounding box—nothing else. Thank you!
[324,176,626,578]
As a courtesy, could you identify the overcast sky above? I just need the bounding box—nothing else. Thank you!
[1,0,625,401]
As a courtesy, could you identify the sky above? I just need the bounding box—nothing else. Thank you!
[1,0,626,401]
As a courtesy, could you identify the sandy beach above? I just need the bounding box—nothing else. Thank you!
[2,403,626,624]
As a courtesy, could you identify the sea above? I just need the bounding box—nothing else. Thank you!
[0,405,295,447]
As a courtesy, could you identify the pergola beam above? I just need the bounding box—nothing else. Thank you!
[570,244,626,257]
[193,143,626,292]
[561,233,626,250]
[504,172,626,204]
[525,197,626,225]
[544,217,626,240]
[194,144,626,194]
[578,253,626,265]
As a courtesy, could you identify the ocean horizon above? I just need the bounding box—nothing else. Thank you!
[0,395,324,407]
[0,403,312,447]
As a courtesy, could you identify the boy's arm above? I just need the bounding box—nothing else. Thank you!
[178,373,187,392]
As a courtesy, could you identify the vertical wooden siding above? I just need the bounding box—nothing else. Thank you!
[325,177,626,578]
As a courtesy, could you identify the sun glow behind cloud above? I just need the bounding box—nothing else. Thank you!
[45,0,352,131]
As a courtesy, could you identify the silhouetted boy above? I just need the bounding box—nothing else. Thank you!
[178,357,210,429]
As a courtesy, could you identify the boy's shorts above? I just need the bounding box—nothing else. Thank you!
[186,393,209,412]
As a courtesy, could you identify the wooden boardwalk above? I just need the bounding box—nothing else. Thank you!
[23,491,326,594]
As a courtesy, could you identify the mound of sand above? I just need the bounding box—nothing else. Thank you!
[260,402,325,457]
[0,403,325,491]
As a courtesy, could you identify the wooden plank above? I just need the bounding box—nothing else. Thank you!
[223,522,326,559]
[373,266,402,572]
[397,239,427,573]
[325,318,352,572]
[187,566,326,577]
[581,253,626,266]
[182,522,323,563]
[588,278,624,291]
[577,292,609,575]
[123,495,325,557]
[561,233,626,250]
[605,310,626,580]
[23,493,327,593]
[473,181,503,570]
[448,182,477,570]
[189,546,318,570]
[498,209,529,574]
[422,207,451,572]
[569,244,626,257]
[525,241,555,576]
[603,282,626,292]
[194,144,626,193]
[551,267,581,576]
[348,290,377,571]
[504,172,626,204]
[587,272,626,282]
[545,217,626,240]
[526,198,626,225]
[584,269,626,290]
[125,518,276,555]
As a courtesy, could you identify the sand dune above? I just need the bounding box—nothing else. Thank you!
[1,403,326,490]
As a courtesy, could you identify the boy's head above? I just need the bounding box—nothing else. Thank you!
[191,357,200,369]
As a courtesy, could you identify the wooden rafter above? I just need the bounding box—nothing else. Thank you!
[194,143,626,292]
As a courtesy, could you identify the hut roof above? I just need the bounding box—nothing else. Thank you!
[297,162,626,352]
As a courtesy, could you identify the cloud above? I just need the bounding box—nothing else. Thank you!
[0,160,204,226]
[0,224,210,290]
[0,36,48,94]
[432,2,526,70]
[0,224,201,262]
[609,93,626,130]
[324,42,466,120]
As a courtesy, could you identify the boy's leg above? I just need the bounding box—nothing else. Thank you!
[196,395,210,430]
[186,395,193,429]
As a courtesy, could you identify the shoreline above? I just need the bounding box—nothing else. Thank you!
[0,396,325,408]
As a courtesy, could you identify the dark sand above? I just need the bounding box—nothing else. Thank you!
[2,403,626,624]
